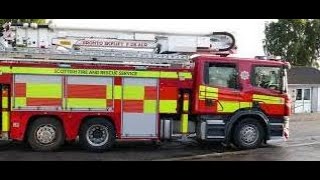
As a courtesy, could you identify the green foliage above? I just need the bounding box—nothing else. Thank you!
[0,19,46,27]
[264,19,320,67]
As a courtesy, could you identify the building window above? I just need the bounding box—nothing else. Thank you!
[296,89,302,100]
[304,89,311,100]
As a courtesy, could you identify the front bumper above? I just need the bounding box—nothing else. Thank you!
[283,116,290,140]
[268,116,290,143]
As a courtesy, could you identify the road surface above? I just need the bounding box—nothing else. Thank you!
[0,113,319,161]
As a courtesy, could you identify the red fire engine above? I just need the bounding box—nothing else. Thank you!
[0,22,290,152]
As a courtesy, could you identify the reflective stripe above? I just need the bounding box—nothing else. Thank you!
[2,111,9,132]
[205,92,218,98]
[199,85,218,100]
[160,72,178,78]
[200,85,206,91]
[199,95,217,100]
[0,66,192,79]
[159,100,177,113]
[131,71,159,78]
[107,86,113,99]
[206,86,218,93]
[179,72,192,79]
[144,100,157,113]
[240,102,252,108]
[0,66,11,74]
[67,98,106,109]
[183,100,189,112]
[27,83,62,98]
[218,101,239,113]
[14,97,26,108]
[8,67,54,74]
[181,114,188,134]
[183,93,190,112]
[123,86,144,100]
[106,86,113,107]
[123,77,157,86]
[181,93,190,133]
[114,85,122,99]
[253,94,284,104]
[199,85,219,100]
[2,89,8,108]
[2,96,8,108]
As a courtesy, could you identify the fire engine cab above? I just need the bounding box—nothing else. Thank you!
[0,22,291,152]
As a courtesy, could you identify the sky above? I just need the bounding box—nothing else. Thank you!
[51,19,276,58]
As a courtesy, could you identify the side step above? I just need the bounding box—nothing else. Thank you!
[199,120,226,141]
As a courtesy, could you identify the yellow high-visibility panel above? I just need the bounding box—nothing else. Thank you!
[27,83,61,98]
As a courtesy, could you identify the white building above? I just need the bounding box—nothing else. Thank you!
[288,67,320,113]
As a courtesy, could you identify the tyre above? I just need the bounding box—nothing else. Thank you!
[79,118,115,152]
[27,117,65,152]
[233,118,264,150]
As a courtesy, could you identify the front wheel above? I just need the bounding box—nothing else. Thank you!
[233,118,264,150]
[79,118,115,152]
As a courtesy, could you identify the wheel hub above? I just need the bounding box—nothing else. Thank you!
[240,125,258,145]
[86,125,109,147]
[93,129,103,138]
[36,125,56,144]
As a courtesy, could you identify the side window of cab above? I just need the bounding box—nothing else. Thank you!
[205,63,238,89]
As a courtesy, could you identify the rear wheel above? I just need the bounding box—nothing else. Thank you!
[79,118,115,152]
[27,117,64,152]
[233,118,264,150]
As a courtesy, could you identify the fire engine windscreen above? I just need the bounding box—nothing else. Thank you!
[252,66,282,92]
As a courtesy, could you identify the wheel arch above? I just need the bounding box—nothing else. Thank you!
[225,110,270,144]
[79,115,116,135]
[25,115,64,142]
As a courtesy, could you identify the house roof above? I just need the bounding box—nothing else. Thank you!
[288,66,320,84]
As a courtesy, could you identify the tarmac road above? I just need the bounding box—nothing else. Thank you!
[0,113,319,161]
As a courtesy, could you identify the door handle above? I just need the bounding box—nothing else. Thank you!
[205,99,215,106]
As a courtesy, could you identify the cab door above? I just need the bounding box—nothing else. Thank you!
[197,62,242,114]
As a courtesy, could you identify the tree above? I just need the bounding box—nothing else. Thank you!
[264,19,320,67]
[0,19,46,28]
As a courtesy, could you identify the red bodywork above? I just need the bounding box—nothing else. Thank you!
[193,56,291,116]
[0,55,290,142]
